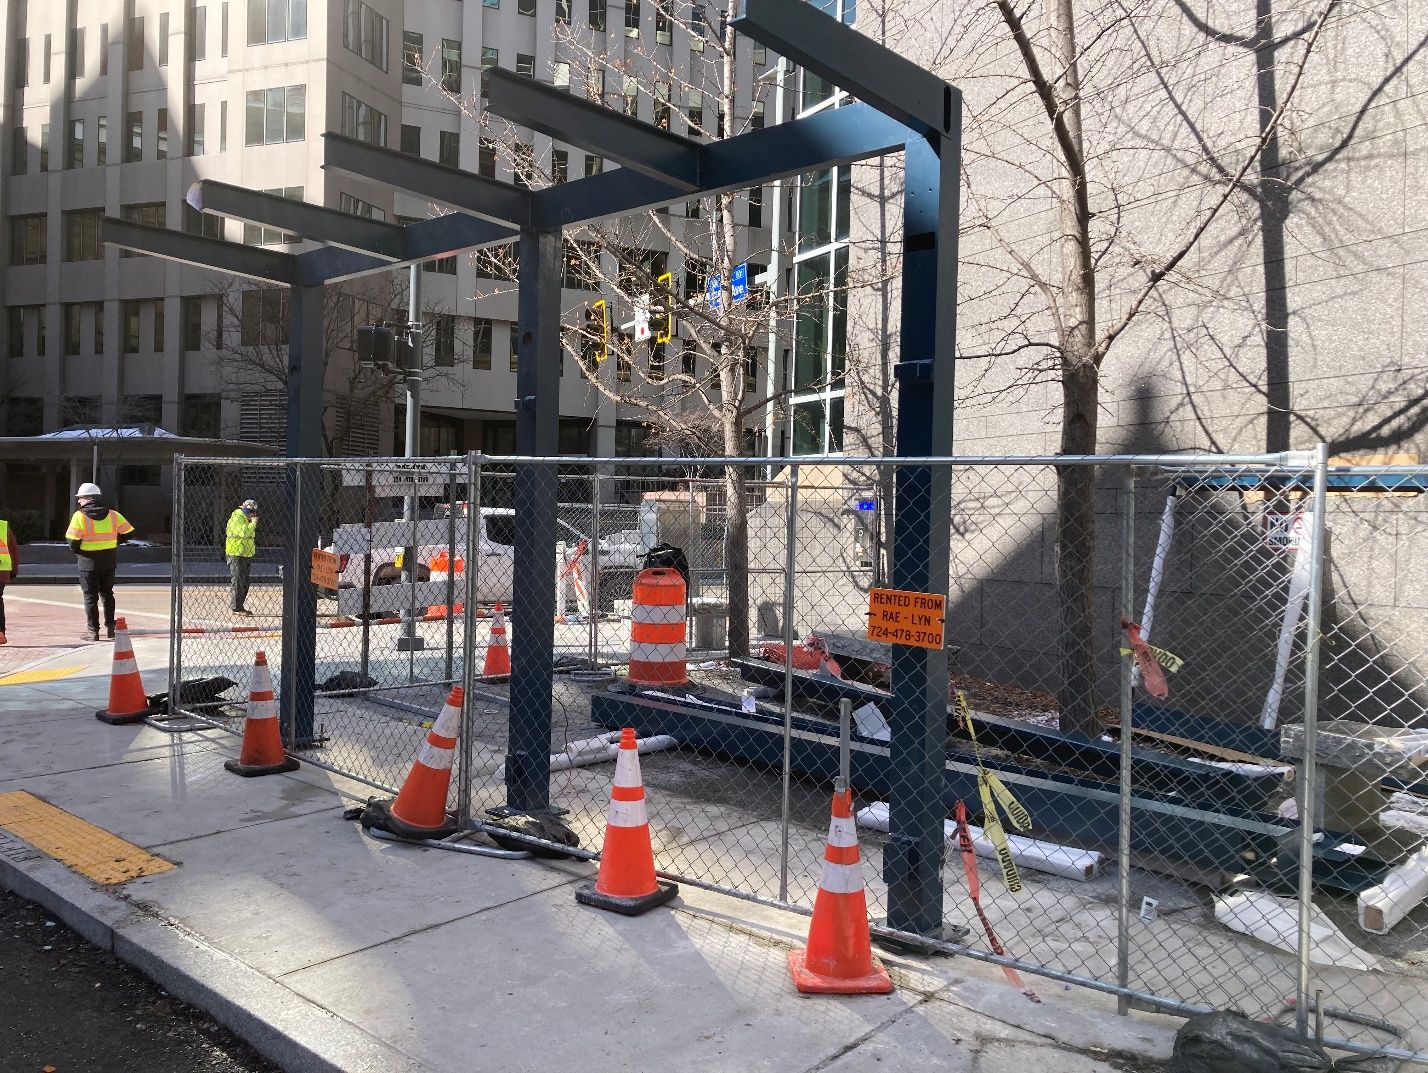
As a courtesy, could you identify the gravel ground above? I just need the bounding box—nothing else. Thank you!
[0,888,281,1073]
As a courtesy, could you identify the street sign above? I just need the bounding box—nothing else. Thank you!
[634,295,652,342]
[311,548,341,589]
[706,273,722,311]
[866,587,946,650]
[856,499,877,512]
[731,263,748,303]
[341,460,455,496]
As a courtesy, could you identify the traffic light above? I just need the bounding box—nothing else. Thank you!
[655,271,674,344]
[357,323,398,373]
[586,300,610,363]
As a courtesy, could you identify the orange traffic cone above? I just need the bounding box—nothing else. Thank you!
[482,602,512,680]
[383,685,464,839]
[95,618,155,725]
[576,727,678,915]
[788,786,893,994]
[224,652,300,777]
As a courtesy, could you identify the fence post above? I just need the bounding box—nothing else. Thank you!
[779,463,801,902]
[281,459,320,746]
[1295,442,1331,1034]
[458,451,481,827]
[1117,467,1136,1015]
[360,464,373,682]
[169,455,185,712]
[589,464,602,665]
[446,460,457,683]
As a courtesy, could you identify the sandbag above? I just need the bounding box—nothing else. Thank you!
[1168,1011,1331,1073]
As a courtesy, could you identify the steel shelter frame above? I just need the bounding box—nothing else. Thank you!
[100,0,962,939]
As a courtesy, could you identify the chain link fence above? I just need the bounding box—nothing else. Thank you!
[167,449,1428,1066]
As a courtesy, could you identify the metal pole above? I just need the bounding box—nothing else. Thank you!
[458,451,480,827]
[589,465,601,665]
[838,697,852,790]
[91,443,98,483]
[1117,467,1136,1015]
[445,460,457,682]
[397,263,426,656]
[169,455,185,712]
[762,56,789,480]
[1295,442,1330,1034]
[360,465,373,682]
[778,463,801,901]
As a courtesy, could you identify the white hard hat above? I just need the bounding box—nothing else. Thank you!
[76,482,103,498]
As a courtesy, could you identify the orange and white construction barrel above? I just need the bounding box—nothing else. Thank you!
[627,568,687,687]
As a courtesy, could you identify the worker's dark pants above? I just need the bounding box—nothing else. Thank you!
[0,582,7,632]
[229,556,252,611]
[78,566,116,634]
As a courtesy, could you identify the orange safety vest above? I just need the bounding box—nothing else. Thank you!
[0,518,10,572]
[66,509,133,552]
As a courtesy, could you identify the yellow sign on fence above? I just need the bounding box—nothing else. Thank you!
[311,548,341,589]
[866,587,946,650]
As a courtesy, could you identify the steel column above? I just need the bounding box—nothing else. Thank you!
[281,283,324,745]
[505,229,564,813]
[883,131,960,937]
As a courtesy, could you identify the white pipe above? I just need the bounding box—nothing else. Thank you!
[491,733,679,781]
[1260,508,1315,730]
[856,802,1104,882]
[1358,843,1428,935]
[1134,491,1177,689]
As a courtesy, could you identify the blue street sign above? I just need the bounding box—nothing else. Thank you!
[731,262,748,303]
[856,499,877,512]
[706,273,722,311]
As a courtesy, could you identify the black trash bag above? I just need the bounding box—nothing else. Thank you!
[351,796,459,841]
[1169,1012,1332,1073]
[318,671,379,694]
[147,676,238,714]
[642,543,689,588]
[482,812,581,859]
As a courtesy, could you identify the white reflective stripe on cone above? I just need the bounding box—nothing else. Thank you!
[431,704,461,739]
[111,658,139,676]
[417,742,456,771]
[250,704,279,721]
[819,860,866,895]
[629,640,687,663]
[607,797,649,828]
[632,602,685,625]
[613,746,643,788]
[828,816,859,849]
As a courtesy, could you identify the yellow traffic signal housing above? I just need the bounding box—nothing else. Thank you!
[655,272,674,344]
[588,299,610,362]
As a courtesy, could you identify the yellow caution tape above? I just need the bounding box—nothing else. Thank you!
[957,691,1033,893]
[1118,645,1183,673]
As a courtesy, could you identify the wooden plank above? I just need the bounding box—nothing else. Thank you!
[1115,725,1280,766]
[0,791,175,885]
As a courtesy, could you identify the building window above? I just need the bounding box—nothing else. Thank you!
[654,83,671,129]
[478,138,497,178]
[555,0,570,22]
[681,338,696,378]
[39,123,49,171]
[128,16,144,70]
[221,4,228,55]
[623,76,638,117]
[655,0,671,43]
[441,39,461,93]
[64,210,103,261]
[189,6,207,61]
[248,0,307,45]
[183,394,222,438]
[509,323,519,371]
[585,153,601,177]
[159,12,170,65]
[11,127,27,175]
[343,0,389,71]
[518,0,535,13]
[400,124,421,156]
[243,187,301,245]
[240,289,289,345]
[483,0,498,8]
[649,340,665,382]
[9,215,46,267]
[121,204,165,262]
[685,89,702,135]
[338,192,385,221]
[182,296,204,350]
[425,254,456,275]
[551,148,568,184]
[439,130,459,168]
[589,0,605,30]
[625,0,640,36]
[125,112,143,162]
[157,108,169,159]
[187,103,205,155]
[402,30,422,85]
[429,314,456,366]
[472,317,492,369]
[512,142,533,189]
[96,116,107,165]
[183,203,223,239]
[516,52,534,79]
[7,309,23,359]
[94,304,105,354]
[690,3,705,49]
[67,119,85,169]
[751,100,765,130]
[64,304,84,355]
[247,85,306,145]
[480,47,498,98]
[616,346,632,382]
[69,27,86,79]
[123,302,142,353]
[219,101,226,151]
[13,38,27,88]
[340,92,386,146]
[553,61,570,90]
[6,396,44,435]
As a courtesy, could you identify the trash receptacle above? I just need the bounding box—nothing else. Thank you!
[642,543,689,588]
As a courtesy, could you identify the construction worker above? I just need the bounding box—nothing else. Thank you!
[66,483,135,642]
[225,499,259,615]
[0,510,17,646]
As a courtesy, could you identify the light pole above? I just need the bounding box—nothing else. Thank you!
[396,263,426,653]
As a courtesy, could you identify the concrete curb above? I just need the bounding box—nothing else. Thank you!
[0,847,431,1073]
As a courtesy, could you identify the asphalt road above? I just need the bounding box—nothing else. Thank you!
[0,888,281,1073]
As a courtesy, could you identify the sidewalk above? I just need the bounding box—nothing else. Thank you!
[0,634,1177,1073]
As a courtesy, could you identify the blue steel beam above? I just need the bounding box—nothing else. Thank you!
[486,68,703,191]
[188,181,407,258]
[101,218,299,284]
[734,0,957,139]
[323,133,532,226]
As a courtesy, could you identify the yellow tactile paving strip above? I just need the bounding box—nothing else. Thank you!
[0,666,84,687]
[0,791,175,885]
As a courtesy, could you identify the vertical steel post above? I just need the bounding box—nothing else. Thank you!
[506,229,563,814]
[458,451,481,827]
[1295,442,1330,1034]
[360,465,373,682]
[884,127,960,938]
[169,455,185,712]
[589,465,602,664]
[445,460,457,682]
[398,264,426,655]
[779,463,801,902]
[1117,468,1136,1015]
[281,283,324,746]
